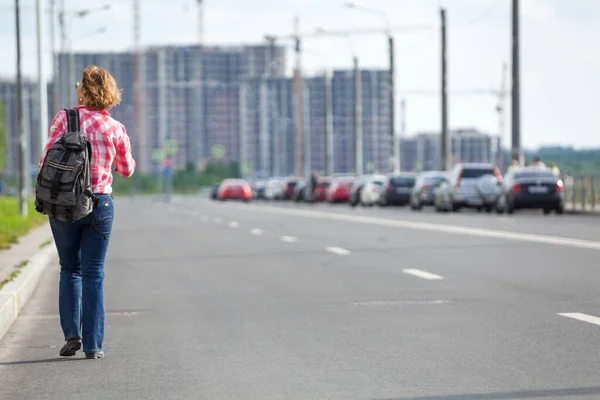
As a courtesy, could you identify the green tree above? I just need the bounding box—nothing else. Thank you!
[0,104,6,172]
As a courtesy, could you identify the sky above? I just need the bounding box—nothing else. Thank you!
[0,0,599,150]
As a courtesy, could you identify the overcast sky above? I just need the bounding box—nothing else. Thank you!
[1,0,599,149]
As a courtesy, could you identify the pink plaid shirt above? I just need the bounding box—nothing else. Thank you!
[39,106,136,194]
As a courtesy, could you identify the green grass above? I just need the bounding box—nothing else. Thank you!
[0,198,47,250]
[39,238,53,249]
[0,259,29,290]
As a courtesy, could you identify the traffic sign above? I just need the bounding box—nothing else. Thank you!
[164,140,179,156]
[211,144,225,159]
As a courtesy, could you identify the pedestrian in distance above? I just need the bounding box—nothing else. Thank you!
[37,65,136,359]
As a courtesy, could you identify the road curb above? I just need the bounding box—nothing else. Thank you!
[0,244,56,341]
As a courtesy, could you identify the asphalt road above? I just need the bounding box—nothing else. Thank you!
[2,196,600,400]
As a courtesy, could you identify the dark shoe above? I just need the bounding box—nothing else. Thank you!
[59,338,82,357]
[85,351,104,359]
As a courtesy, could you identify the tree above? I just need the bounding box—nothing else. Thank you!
[0,104,6,173]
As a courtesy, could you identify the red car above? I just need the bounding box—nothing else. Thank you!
[218,179,252,202]
[314,177,331,202]
[327,176,356,203]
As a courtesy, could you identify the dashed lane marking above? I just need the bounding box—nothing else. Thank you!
[325,246,351,256]
[402,269,444,280]
[559,312,600,327]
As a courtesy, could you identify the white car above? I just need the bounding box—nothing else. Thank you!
[264,178,285,200]
[360,177,386,206]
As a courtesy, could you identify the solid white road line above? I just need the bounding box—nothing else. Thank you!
[402,269,444,280]
[559,312,600,327]
[325,246,351,256]
[280,236,298,243]
[228,221,239,228]
[250,229,264,236]
[216,203,600,251]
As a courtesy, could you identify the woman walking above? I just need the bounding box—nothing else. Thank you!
[38,65,136,359]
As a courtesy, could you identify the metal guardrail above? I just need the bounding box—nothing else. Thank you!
[563,174,599,213]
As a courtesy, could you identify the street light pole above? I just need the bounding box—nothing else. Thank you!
[511,0,522,165]
[36,0,48,153]
[353,56,363,176]
[15,0,27,216]
[440,7,450,171]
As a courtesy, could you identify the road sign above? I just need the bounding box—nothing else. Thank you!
[152,149,165,163]
[211,144,225,159]
[164,140,179,156]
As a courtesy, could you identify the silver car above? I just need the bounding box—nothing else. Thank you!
[434,163,502,212]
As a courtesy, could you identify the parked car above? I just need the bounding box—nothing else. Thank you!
[210,184,220,200]
[327,176,356,203]
[314,177,331,202]
[435,163,502,212]
[251,180,266,199]
[349,174,386,207]
[360,176,388,206]
[264,177,285,200]
[410,171,447,210]
[292,181,307,202]
[378,173,417,207]
[495,167,565,214]
[281,176,302,200]
[218,179,252,202]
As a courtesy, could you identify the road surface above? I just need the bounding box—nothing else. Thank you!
[1,196,600,400]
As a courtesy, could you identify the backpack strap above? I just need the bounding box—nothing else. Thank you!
[64,108,80,133]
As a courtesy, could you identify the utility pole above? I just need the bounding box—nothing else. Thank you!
[497,63,508,170]
[324,70,334,176]
[440,7,450,171]
[399,98,406,170]
[389,35,399,173]
[265,35,280,177]
[293,16,305,177]
[133,0,147,188]
[15,0,27,216]
[36,0,48,153]
[196,0,204,169]
[511,0,522,164]
[50,0,58,112]
[58,0,66,108]
[353,56,363,175]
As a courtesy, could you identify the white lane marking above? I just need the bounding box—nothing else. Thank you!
[228,221,239,228]
[201,216,209,222]
[215,203,600,251]
[213,217,222,224]
[250,229,264,236]
[325,246,351,256]
[559,312,600,326]
[354,300,450,306]
[280,236,298,243]
[402,269,444,280]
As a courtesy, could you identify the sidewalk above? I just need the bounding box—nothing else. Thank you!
[0,223,53,283]
[565,203,600,214]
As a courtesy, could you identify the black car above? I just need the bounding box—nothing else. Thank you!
[495,167,564,214]
[379,174,417,206]
[410,172,446,209]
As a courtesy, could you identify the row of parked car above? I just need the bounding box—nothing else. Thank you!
[211,162,566,215]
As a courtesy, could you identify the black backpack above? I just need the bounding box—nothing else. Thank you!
[35,109,98,222]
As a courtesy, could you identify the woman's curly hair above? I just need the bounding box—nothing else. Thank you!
[80,65,123,110]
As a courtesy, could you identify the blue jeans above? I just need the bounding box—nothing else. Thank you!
[50,194,114,353]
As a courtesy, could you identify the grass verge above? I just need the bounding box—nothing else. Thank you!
[0,260,29,290]
[0,197,47,251]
